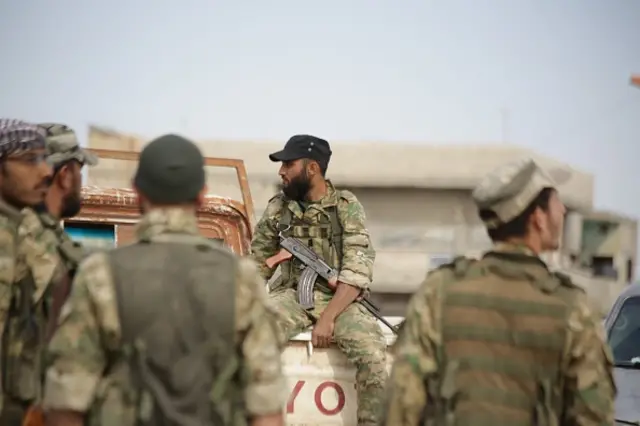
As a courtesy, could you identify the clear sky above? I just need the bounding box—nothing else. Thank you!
[1,0,639,219]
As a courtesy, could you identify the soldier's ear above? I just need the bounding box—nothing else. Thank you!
[530,206,547,233]
[307,160,321,178]
[54,163,73,189]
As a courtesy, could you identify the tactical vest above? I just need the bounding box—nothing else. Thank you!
[87,233,243,426]
[424,252,582,426]
[276,198,343,289]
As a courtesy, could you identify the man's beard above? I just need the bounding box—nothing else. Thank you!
[282,172,311,201]
[60,191,82,219]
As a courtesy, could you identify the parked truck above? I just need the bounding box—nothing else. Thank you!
[66,148,399,426]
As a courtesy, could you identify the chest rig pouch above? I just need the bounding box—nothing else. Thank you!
[276,202,343,292]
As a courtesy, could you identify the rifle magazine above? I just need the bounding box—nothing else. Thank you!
[297,267,318,310]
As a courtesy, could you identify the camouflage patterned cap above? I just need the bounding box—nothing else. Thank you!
[38,123,99,167]
[472,158,563,228]
[0,118,47,158]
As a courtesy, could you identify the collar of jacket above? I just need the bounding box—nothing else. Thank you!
[283,179,340,218]
[491,242,539,257]
[0,197,23,223]
[135,207,200,241]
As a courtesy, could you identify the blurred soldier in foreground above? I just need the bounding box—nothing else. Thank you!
[251,135,386,426]
[37,123,100,338]
[381,158,616,426]
[43,134,286,426]
[0,119,61,423]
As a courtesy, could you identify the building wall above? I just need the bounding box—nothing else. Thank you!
[86,126,596,211]
[339,187,491,292]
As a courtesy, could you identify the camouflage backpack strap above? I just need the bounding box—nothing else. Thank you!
[327,193,344,263]
[421,257,473,426]
[36,213,86,270]
[278,200,292,233]
[56,232,86,270]
[435,255,475,279]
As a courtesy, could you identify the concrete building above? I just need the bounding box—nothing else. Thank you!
[86,126,637,315]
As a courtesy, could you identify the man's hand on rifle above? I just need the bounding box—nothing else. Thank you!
[312,314,335,348]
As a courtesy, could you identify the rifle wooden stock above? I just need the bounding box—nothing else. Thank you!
[265,248,293,269]
[22,405,44,426]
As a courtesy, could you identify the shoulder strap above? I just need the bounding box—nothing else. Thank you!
[433,255,474,279]
[57,234,86,267]
[328,190,349,261]
[278,207,292,233]
[268,193,291,233]
[552,271,582,290]
[327,205,343,261]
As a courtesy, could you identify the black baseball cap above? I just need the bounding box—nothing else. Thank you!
[268,135,332,168]
[134,134,205,204]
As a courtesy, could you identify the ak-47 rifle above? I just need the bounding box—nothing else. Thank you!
[265,230,398,334]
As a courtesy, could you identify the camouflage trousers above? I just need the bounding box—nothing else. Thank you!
[269,288,388,426]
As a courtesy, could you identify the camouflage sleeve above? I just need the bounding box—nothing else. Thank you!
[0,221,15,343]
[235,257,286,416]
[381,271,443,426]
[562,292,616,425]
[17,208,63,303]
[336,191,375,289]
[249,195,283,281]
[42,252,118,412]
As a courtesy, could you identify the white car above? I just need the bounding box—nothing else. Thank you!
[604,284,640,425]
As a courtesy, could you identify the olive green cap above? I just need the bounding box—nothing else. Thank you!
[133,134,205,204]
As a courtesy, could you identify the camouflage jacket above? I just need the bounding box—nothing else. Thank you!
[0,200,65,402]
[382,243,616,426]
[250,179,375,290]
[42,208,286,417]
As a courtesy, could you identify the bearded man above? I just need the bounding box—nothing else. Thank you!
[250,134,387,426]
[34,123,100,341]
[38,123,98,221]
[0,118,59,423]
